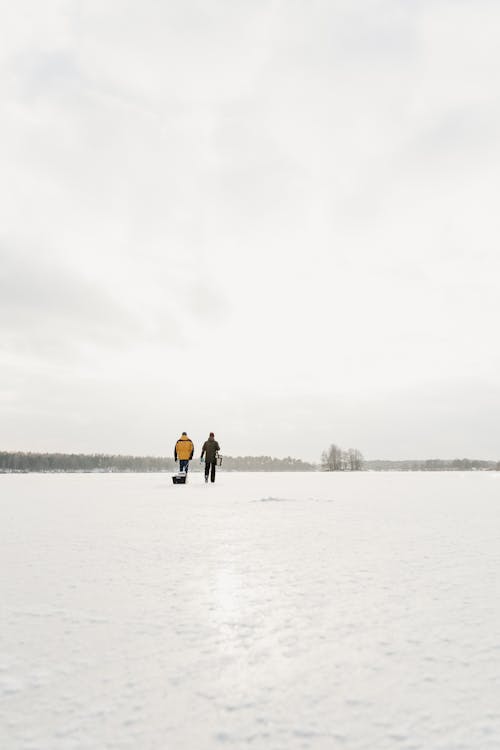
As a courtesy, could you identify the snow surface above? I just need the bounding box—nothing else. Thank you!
[1,471,500,750]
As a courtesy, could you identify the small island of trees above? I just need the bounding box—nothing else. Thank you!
[321,444,364,471]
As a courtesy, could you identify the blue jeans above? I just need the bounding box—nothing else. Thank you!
[179,459,190,473]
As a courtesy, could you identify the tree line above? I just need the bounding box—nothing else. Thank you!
[0,452,176,473]
[222,455,314,472]
[0,451,314,473]
[365,458,500,471]
[1,451,498,474]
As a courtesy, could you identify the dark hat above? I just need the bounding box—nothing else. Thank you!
[182,432,187,435]
[209,432,214,437]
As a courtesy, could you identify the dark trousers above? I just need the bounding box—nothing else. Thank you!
[179,459,190,473]
[205,461,216,482]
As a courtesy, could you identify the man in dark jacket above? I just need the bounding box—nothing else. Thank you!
[201,432,220,483]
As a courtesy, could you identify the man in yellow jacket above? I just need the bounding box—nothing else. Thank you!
[174,432,194,474]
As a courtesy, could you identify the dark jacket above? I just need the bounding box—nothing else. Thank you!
[201,437,220,463]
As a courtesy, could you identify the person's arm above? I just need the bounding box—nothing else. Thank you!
[201,441,206,459]
[189,441,194,460]
[215,442,220,452]
[174,442,178,461]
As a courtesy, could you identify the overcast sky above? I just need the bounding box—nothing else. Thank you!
[1,0,500,461]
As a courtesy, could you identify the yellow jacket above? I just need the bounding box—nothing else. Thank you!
[175,435,194,461]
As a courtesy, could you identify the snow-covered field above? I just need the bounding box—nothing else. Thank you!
[1,471,500,750]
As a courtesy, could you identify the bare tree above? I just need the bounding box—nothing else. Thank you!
[346,448,364,471]
[321,444,364,471]
[321,444,343,471]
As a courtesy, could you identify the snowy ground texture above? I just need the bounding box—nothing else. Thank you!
[1,471,500,750]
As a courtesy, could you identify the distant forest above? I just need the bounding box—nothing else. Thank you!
[0,452,314,473]
[365,458,500,471]
[0,452,498,473]
[319,443,499,471]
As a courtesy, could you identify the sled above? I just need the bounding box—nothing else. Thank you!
[172,471,187,484]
